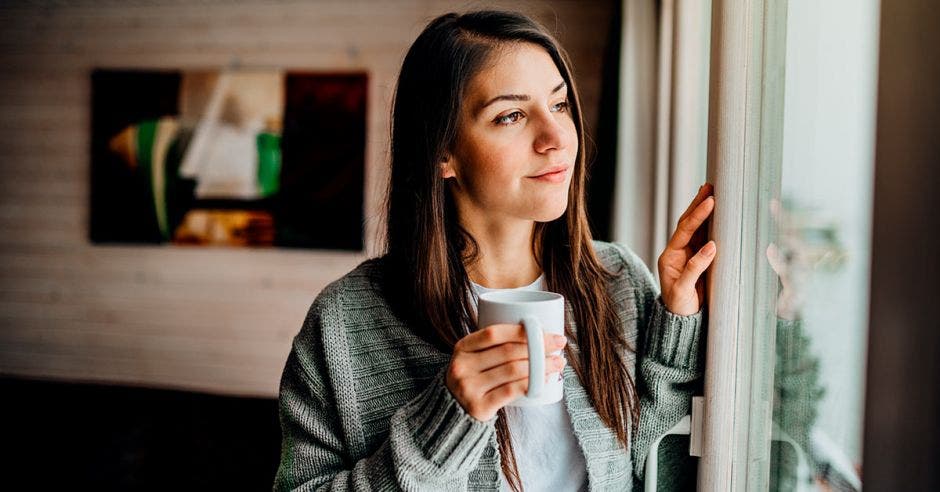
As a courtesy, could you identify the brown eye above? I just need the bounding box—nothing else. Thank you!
[551,100,569,113]
[495,111,525,126]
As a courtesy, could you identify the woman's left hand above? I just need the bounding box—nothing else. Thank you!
[658,182,717,316]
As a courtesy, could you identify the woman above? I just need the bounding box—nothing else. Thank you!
[275,10,717,491]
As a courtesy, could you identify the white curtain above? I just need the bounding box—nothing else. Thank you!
[612,0,710,273]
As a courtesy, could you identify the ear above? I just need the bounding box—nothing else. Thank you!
[440,155,457,179]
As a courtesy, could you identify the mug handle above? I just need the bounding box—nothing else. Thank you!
[521,315,544,399]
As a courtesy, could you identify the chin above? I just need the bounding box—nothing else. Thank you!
[532,200,569,223]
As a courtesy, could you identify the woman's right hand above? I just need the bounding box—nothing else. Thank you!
[445,324,567,421]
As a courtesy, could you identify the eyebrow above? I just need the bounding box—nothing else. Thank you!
[476,81,567,115]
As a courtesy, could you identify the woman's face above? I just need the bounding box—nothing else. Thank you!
[442,42,578,225]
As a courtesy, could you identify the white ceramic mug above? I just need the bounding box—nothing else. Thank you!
[477,290,565,406]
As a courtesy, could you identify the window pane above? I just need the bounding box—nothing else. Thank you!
[764,1,878,490]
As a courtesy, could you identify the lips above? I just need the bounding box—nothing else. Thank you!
[527,164,570,183]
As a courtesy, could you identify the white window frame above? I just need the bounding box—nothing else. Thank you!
[697,0,788,489]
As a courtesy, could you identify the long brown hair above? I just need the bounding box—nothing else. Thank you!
[382,11,638,491]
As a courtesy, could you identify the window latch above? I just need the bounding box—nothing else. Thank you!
[690,396,704,457]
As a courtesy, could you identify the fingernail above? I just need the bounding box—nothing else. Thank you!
[704,241,716,255]
[553,334,567,345]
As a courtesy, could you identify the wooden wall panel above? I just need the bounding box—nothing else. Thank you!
[0,0,615,397]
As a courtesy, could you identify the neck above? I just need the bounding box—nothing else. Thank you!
[461,214,541,289]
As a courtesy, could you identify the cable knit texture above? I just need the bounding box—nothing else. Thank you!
[274,240,705,491]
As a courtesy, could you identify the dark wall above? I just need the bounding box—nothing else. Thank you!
[863,0,940,489]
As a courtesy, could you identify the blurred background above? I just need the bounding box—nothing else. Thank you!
[0,0,937,491]
[0,1,622,489]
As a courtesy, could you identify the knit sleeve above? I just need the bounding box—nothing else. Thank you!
[770,317,825,491]
[608,243,705,484]
[773,317,823,451]
[273,293,496,491]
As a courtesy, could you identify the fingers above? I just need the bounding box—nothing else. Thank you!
[449,326,568,420]
[479,379,530,413]
[478,355,566,391]
[766,243,788,277]
[466,334,567,372]
[670,182,715,252]
[478,355,567,404]
[668,194,715,251]
[678,182,714,223]
[673,240,717,294]
[456,323,526,352]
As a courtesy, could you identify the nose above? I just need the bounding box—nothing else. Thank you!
[532,111,572,154]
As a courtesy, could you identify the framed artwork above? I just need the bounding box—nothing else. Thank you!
[90,68,367,250]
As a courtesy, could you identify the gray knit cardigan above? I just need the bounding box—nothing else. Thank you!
[274,241,705,491]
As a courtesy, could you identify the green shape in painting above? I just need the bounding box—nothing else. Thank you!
[257,132,282,198]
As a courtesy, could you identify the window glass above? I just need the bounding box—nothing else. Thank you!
[763,1,878,490]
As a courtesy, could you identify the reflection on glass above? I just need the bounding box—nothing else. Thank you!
[761,1,878,490]
[767,195,866,491]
